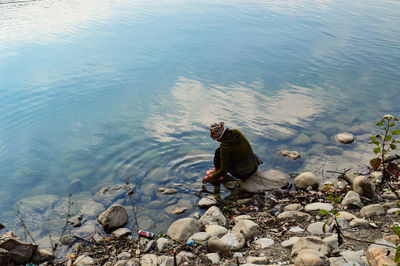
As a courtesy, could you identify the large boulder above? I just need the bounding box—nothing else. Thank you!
[0,248,12,266]
[240,170,289,193]
[97,204,128,233]
[294,172,319,190]
[0,238,37,265]
[167,218,200,242]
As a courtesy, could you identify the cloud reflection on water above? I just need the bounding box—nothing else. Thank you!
[145,77,326,142]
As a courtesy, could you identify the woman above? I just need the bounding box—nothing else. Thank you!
[202,122,262,186]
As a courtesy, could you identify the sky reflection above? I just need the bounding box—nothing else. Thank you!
[145,77,327,142]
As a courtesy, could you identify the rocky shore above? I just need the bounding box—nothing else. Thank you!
[1,163,399,265]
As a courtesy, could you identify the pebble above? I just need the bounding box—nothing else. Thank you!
[360,204,385,217]
[253,238,274,249]
[198,196,217,209]
[387,208,400,214]
[205,253,220,264]
[349,218,371,228]
[304,202,334,214]
[284,203,303,212]
[289,226,305,233]
[335,132,355,144]
[307,222,331,235]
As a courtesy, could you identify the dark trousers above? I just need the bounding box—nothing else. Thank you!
[213,148,258,180]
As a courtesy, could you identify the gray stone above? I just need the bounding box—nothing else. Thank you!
[189,232,211,244]
[304,202,334,214]
[246,256,268,264]
[360,204,385,217]
[292,133,311,145]
[232,220,260,239]
[294,172,319,190]
[205,253,220,264]
[93,184,135,205]
[167,218,200,242]
[147,200,164,209]
[240,170,289,193]
[383,202,398,211]
[0,248,12,266]
[142,240,156,253]
[32,248,52,263]
[349,218,370,228]
[330,217,349,230]
[253,238,274,249]
[353,176,376,198]
[336,132,354,144]
[281,237,300,248]
[220,232,245,251]
[97,204,128,233]
[199,206,226,226]
[198,196,217,209]
[323,235,339,250]
[205,224,228,237]
[341,191,363,208]
[278,150,301,160]
[293,249,329,265]
[68,179,84,193]
[113,228,132,238]
[340,250,365,265]
[337,211,357,221]
[73,255,94,266]
[307,222,331,235]
[289,226,305,233]
[233,215,252,221]
[177,251,195,261]
[92,233,104,243]
[138,216,154,231]
[158,255,181,266]
[156,238,170,252]
[68,215,83,227]
[158,187,178,195]
[371,171,383,181]
[277,211,311,222]
[140,254,158,266]
[207,237,229,253]
[291,236,330,259]
[383,191,398,200]
[387,208,400,214]
[0,238,38,265]
[312,133,328,143]
[80,199,104,217]
[284,204,303,212]
[117,251,132,260]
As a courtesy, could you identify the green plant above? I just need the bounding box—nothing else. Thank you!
[370,115,400,199]
[392,226,400,264]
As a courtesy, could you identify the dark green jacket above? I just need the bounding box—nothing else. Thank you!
[213,129,255,179]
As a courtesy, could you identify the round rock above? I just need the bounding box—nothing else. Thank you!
[167,218,200,242]
[294,172,319,190]
[360,204,385,218]
[232,220,260,239]
[335,133,354,144]
[205,224,228,237]
[97,204,128,233]
[199,206,226,226]
[341,191,362,208]
[198,196,217,209]
[253,238,274,249]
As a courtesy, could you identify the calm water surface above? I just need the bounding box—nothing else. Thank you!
[0,0,399,236]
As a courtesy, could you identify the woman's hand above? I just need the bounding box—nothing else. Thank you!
[202,174,213,183]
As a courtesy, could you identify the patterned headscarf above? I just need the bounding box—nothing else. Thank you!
[210,122,226,140]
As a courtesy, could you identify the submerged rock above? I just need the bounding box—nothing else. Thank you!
[278,150,300,160]
[0,238,38,265]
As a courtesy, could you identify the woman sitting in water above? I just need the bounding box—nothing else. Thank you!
[202,122,262,190]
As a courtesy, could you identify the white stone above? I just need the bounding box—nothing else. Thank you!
[353,176,376,198]
[387,208,400,214]
[117,251,132,260]
[293,249,329,266]
[349,218,370,228]
[289,226,305,233]
[253,238,274,249]
[335,132,354,144]
[323,235,339,250]
[337,211,357,221]
[140,254,158,266]
[278,150,301,160]
[291,236,330,259]
[240,170,289,193]
[113,228,132,238]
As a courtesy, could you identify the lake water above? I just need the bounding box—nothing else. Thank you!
[0,0,399,237]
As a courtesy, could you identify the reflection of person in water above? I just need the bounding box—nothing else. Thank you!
[202,122,262,190]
